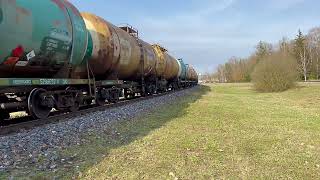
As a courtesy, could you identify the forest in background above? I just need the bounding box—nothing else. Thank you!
[203,27,320,83]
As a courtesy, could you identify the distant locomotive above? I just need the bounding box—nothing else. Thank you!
[0,0,198,120]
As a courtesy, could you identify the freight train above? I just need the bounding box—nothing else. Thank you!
[0,0,198,120]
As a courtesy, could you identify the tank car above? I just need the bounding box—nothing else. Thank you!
[0,0,198,120]
[0,0,89,78]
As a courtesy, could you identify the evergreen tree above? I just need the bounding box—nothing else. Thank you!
[256,41,272,62]
[294,29,311,81]
[294,30,305,59]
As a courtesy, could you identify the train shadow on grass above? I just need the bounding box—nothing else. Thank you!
[56,85,212,178]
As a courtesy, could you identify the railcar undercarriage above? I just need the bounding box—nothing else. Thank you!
[0,78,197,120]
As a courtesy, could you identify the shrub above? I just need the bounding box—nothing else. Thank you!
[251,53,298,92]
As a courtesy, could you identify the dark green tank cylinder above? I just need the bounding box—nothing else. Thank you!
[0,0,91,78]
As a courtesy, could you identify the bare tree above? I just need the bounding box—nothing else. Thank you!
[211,28,320,82]
[294,30,311,81]
[215,65,226,83]
[279,37,290,54]
[307,27,320,79]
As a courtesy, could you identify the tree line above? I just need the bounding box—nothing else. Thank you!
[206,27,320,83]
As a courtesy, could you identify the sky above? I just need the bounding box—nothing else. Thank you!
[69,0,320,73]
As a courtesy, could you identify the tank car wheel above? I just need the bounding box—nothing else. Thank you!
[124,89,134,99]
[96,98,106,106]
[86,99,93,105]
[66,87,80,112]
[96,88,108,106]
[69,101,80,112]
[110,90,120,103]
[124,91,130,99]
[28,88,52,119]
[152,85,158,95]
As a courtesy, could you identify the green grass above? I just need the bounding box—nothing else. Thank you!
[4,83,320,179]
[82,83,320,179]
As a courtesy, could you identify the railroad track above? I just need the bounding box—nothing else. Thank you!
[0,89,186,137]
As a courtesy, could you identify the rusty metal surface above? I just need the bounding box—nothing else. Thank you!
[187,65,198,81]
[152,44,179,80]
[152,45,167,78]
[82,13,148,80]
[112,21,141,80]
[81,13,120,79]
[163,53,179,80]
[140,40,157,77]
[81,13,161,80]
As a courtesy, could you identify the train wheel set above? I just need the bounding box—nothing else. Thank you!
[0,78,197,120]
[0,0,198,121]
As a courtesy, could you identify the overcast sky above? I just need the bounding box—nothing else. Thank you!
[70,0,320,73]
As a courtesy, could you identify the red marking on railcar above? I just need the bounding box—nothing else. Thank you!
[3,57,19,65]
[12,45,24,57]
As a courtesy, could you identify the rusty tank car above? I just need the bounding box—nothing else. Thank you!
[187,65,198,81]
[82,13,159,81]
[0,0,198,120]
[163,53,179,80]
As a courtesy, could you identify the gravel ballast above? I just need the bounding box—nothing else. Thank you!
[0,87,199,174]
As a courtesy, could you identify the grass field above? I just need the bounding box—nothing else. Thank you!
[68,83,320,179]
[8,83,320,179]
